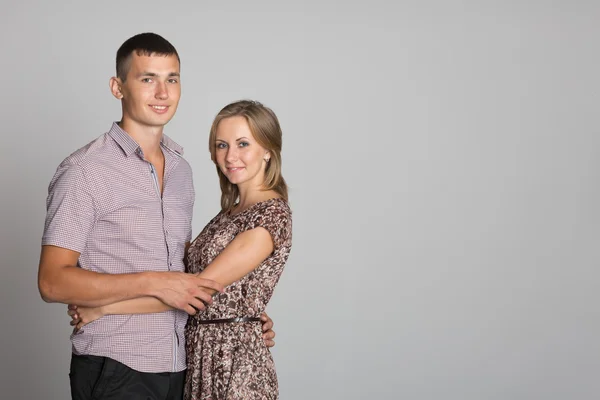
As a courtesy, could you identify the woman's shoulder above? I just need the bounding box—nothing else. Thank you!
[250,198,292,248]
[253,197,291,219]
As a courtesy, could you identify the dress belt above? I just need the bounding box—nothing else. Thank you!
[198,317,261,325]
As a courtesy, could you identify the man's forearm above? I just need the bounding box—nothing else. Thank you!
[39,266,158,307]
[39,245,221,312]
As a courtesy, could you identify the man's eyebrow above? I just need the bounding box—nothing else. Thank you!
[136,72,180,77]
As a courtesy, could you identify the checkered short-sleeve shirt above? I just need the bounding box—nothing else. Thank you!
[42,122,193,373]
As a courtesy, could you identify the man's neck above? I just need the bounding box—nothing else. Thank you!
[119,119,164,159]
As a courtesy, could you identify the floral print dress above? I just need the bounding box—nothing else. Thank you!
[184,198,292,400]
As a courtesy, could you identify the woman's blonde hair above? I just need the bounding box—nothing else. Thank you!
[209,100,288,211]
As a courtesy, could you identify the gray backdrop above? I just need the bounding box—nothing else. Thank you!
[1,1,599,399]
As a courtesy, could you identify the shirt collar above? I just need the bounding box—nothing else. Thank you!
[108,122,184,157]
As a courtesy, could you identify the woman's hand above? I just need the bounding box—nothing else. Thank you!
[67,304,105,331]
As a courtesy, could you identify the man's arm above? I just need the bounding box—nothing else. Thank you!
[67,231,279,347]
[59,229,272,311]
[38,245,223,311]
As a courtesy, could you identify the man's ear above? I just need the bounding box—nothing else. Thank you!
[109,77,124,99]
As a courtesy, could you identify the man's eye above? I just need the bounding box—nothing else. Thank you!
[141,78,152,83]
[168,79,178,84]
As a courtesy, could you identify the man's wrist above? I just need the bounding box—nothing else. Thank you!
[140,271,160,298]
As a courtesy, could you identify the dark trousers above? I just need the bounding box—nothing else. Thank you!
[69,354,185,400]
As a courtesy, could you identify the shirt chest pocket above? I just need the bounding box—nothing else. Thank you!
[162,193,194,243]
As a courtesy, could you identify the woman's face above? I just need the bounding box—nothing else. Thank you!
[214,116,270,188]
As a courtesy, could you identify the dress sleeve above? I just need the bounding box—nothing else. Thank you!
[41,163,96,253]
[250,200,292,252]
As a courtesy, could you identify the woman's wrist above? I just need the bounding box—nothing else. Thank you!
[100,304,111,316]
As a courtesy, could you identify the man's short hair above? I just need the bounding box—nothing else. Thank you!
[116,32,180,82]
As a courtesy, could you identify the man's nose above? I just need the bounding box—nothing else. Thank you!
[155,82,168,100]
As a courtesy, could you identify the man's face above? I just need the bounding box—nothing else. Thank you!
[119,52,181,129]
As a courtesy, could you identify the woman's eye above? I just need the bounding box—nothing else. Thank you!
[217,143,227,149]
[239,142,249,147]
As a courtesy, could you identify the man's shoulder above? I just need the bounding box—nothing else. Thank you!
[57,133,113,170]
[175,153,192,172]
[48,132,119,190]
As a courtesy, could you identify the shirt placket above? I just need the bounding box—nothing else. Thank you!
[139,146,180,372]
[160,147,182,372]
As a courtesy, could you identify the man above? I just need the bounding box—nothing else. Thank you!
[38,32,275,400]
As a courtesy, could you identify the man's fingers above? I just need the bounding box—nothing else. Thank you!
[190,297,206,312]
[262,320,273,332]
[191,288,214,305]
[194,277,224,293]
[260,312,274,332]
[262,330,275,340]
[184,304,197,316]
[68,304,78,310]
[264,339,275,348]
[182,295,211,315]
[260,312,273,331]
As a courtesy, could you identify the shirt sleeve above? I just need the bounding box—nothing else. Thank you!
[41,163,96,253]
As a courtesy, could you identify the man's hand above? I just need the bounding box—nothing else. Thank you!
[149,272,224,315]
[261,312,276,347]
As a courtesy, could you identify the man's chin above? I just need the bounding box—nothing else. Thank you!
[147,115,175,128]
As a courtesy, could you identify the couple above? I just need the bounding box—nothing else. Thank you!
[38,32,292,400]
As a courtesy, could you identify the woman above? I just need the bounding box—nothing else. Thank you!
[69,100,292,399]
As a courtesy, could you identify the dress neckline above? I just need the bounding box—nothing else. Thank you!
[226,197,284,218]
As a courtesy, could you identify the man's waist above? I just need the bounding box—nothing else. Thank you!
[77,261,186,274]
[71,336,187,373]
[72,311,187,336]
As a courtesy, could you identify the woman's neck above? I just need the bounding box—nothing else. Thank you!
[235,186,279,213]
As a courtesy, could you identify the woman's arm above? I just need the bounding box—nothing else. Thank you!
[69,296,174,330]
[195,227,274,291]
[104,296,173,314]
